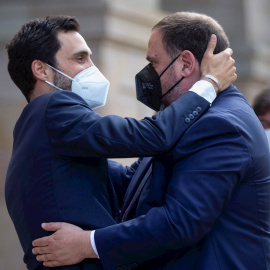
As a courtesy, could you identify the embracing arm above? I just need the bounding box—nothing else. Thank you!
[47,35,236,159]
[91,115,247,269]
[32,114,247,268]
[47,89,209,158]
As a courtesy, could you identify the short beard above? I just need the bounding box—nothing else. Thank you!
[160,66,185,110]
[160,67,178,109]
[161,87,184,109]
[54,71,72,91]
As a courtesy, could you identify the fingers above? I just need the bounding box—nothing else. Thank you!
[41,222,66,231]
[43,261,62,267]
[224,47,233,56]
[221,49,234,66]
[32,245,50,255]
[32,246,65,266]
[233,71,237,82]
[204,34,217,56]
[229,67,237,84]
[32,236,50,247]
[36,253,53,262]
[36,255,63,268]
[222,59,237,85]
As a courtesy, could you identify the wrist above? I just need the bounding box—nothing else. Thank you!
[201,74,221,94]
[82,231,97,259]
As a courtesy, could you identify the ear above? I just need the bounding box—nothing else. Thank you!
[31,60,51,81]
[178,50,197,77]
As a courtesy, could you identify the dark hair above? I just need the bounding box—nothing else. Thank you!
[153,12,230,63]
[6,15,80,102]
[253,89,270,116]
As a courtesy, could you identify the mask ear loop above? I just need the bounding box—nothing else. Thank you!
[159,53,182,78]
[45,80,63,91]
[158,52,184,99]
[45,63,75,91]
[161,76,185,99]
[46,64,74,81]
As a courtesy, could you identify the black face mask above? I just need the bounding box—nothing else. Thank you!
[135,53,184,111]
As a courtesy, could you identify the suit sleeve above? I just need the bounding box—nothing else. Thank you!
[46,91,210,158]
[94,114,250,269]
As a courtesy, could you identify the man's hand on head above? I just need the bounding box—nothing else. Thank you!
[200,34,237,93]
[32,222,97,267]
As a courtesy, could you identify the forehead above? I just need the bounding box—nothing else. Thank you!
[56,31,91,58]
[146,29,168,61]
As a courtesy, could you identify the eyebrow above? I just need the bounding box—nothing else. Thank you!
[73,50,92,57]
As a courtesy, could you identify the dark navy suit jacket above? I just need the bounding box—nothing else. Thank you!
[95,85,270,270]
[5,90,209,270]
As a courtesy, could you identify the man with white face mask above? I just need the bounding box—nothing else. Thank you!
[45,64,110,109]
[253,89,270,151]
[5,15,236,270]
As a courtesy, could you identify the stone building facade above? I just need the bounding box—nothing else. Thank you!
[0,0,269,269]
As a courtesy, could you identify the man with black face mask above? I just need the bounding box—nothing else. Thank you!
[31,12,270,270]
[136,53,184,111]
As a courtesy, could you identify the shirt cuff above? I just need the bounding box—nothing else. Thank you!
[189,80,216,104]
[90,230,99,258]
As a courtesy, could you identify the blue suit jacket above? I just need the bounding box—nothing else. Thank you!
[95,85,270,270]
[5,90,209,270]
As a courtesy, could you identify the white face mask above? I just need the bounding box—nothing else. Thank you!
[45,64,110,109]
[265,129,270,150]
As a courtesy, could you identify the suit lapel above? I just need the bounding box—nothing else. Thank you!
[121,157,153,220]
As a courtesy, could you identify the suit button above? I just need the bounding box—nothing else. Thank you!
[196,106,202,112]
[193,110,198,116]
[189,114,194,120]
[185,117,191,123]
